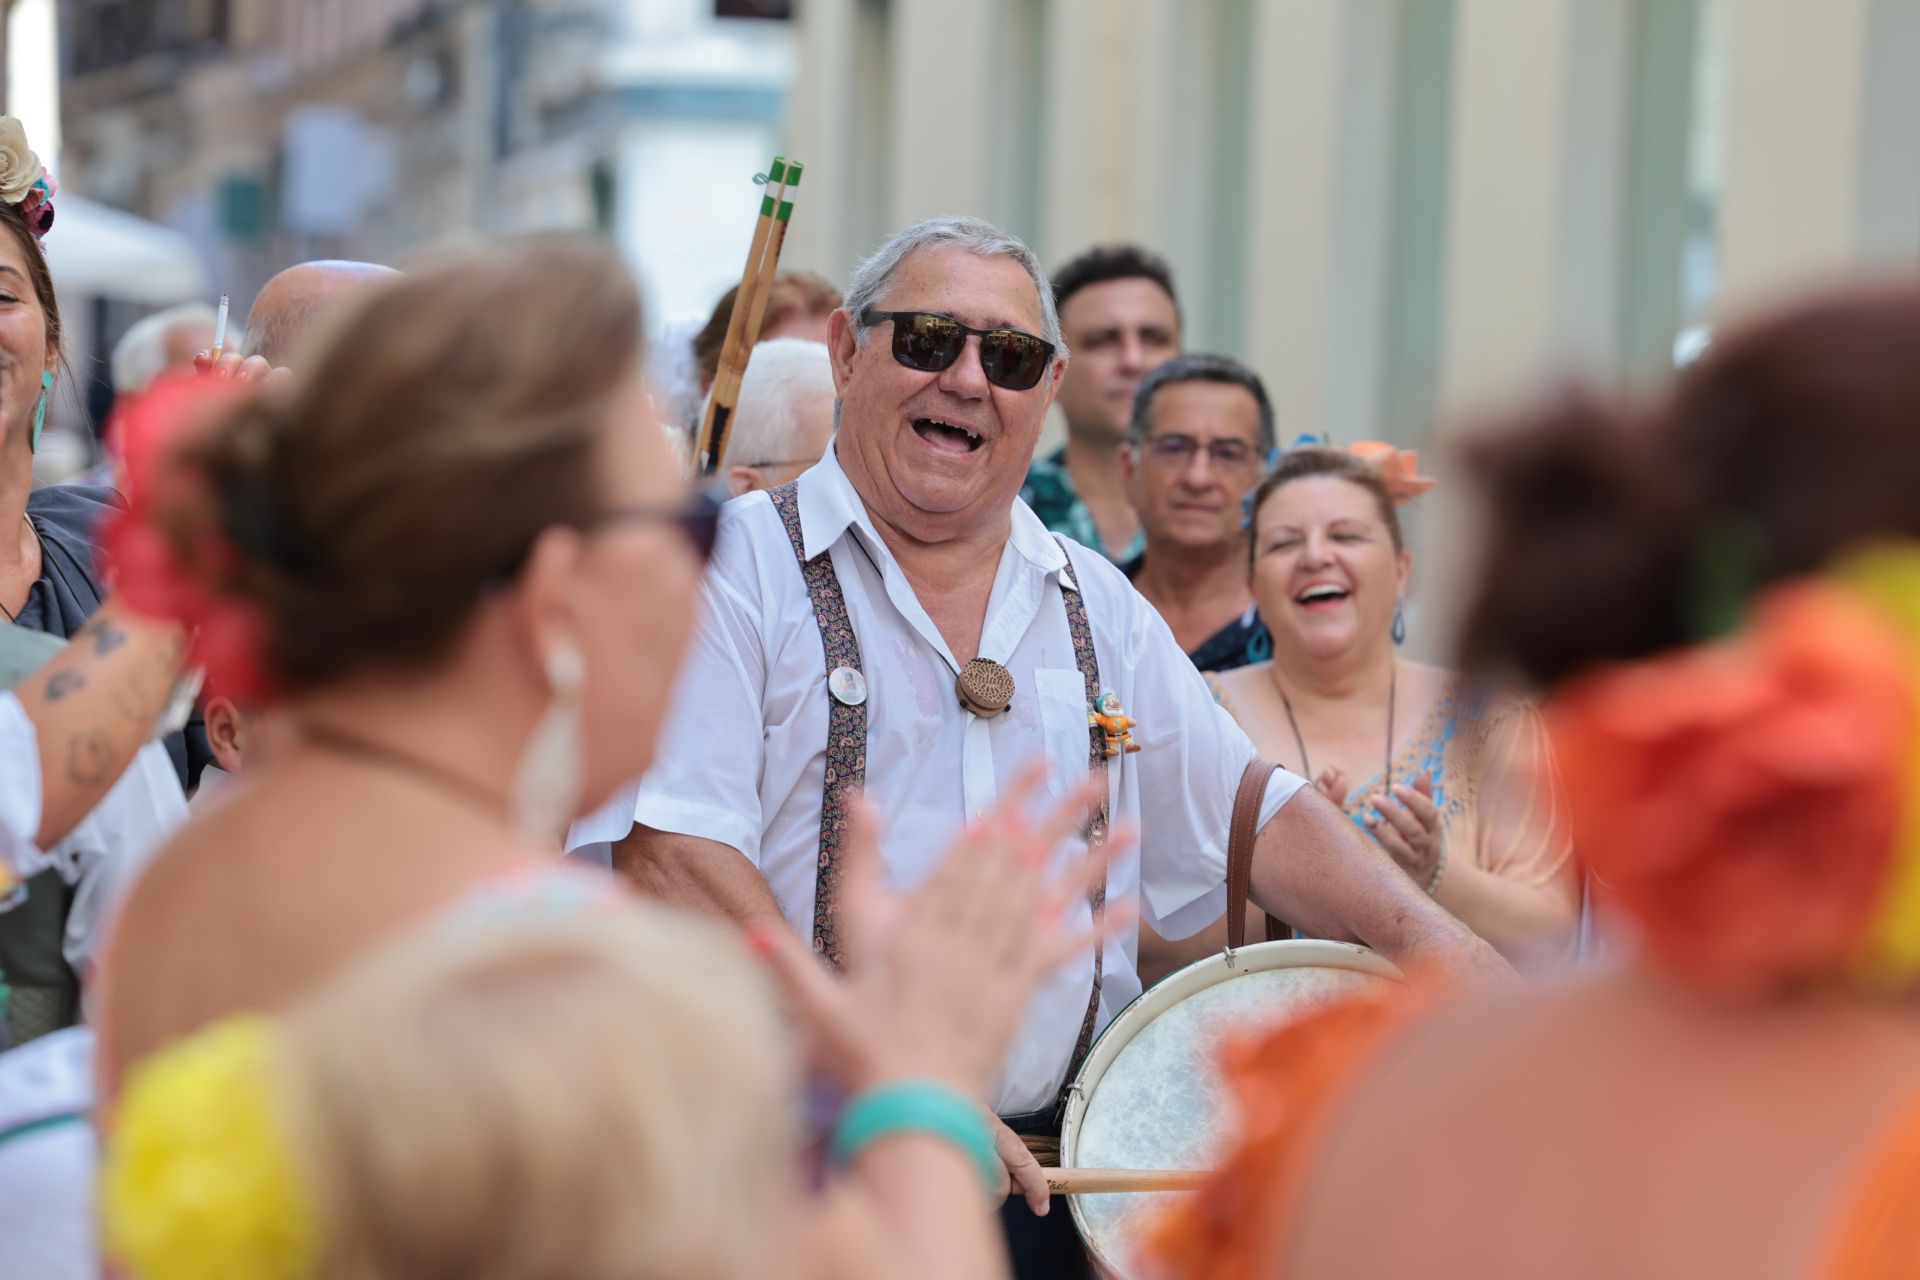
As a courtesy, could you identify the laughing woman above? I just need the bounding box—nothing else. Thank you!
[1193,448,1578,969]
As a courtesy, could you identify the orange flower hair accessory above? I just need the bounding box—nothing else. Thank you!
[1345,441,1436,504]
[1546,572,1918,997]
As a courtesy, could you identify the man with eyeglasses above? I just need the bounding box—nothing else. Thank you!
[569,216,1505,1280]
[718,337,836,497]
[1020,244,1182,562]
[1118,354,1274,673]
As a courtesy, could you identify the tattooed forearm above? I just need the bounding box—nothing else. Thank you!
[109,683,147,725]
[67,730,114,786]
[91,620,126,656]
[29,609,191,847]
[43,671,85,700]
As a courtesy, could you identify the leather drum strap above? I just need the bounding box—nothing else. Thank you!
[1226,760,1284,949]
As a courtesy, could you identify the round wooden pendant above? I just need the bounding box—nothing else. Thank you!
[956,658,1016,717]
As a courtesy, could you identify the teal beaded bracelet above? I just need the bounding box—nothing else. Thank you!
[828,1079,1001,1195]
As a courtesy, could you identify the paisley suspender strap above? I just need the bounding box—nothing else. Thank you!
[766,487,1113,1094]
[769,482,863,969]
[1055,538,1111,1084]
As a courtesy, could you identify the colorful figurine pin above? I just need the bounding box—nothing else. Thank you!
[1089,690,1141,757]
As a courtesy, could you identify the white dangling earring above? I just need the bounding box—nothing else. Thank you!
[512,638,586,841]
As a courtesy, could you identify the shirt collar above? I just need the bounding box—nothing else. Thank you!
[795,445,1078,592]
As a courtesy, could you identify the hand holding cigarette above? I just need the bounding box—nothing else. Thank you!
[192,291,288,384]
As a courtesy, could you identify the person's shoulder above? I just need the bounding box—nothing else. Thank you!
[1057,534,1133,592]
[712,489,789,574]
[1023,446,1068,484]
[1212,660,1267,708]
[1020,449,1073,512]
[1394,659,1453,694]
[27,483,124,547]
[1190,607,1266,673]
[1434,667,1539,738]
[706,489,813,628]
[1059,543,1200,679]
[0,1025,94,1132]
[721,485,777,522]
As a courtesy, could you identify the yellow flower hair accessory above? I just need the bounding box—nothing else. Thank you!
[101,1013,319,1280]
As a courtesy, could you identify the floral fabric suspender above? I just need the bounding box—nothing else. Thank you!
[769,484,865,965]
[768,484,1110,1078]
[1054,537,1111,1074]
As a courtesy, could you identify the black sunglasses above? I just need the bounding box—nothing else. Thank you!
[861,308,1056,391]
[588,490,722,565]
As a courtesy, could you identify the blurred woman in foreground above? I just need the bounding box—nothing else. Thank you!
[92,238,1109,1279]
[1150,286,1920,1279]
[104,790,1110,1280]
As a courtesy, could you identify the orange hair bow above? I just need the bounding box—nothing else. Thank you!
[1346,441,1437,504]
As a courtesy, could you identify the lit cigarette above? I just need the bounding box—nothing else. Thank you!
[210,294,230,361]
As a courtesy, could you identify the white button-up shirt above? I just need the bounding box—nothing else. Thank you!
[0,1026,97,1280]
[0,694,48,888]
[0,691,188,971]
[570,447,1303,1113]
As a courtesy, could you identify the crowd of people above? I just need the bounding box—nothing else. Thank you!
[1,109,1917,1279]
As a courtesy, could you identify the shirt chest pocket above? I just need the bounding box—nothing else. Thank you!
[1034,667,1092,800]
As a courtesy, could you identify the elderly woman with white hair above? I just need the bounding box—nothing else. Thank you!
[719,336,837,496]
[110,305,217,399]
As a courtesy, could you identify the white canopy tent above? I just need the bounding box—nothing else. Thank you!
[43,195,208,306]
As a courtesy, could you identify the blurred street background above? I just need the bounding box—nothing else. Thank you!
[14,0,1920,467]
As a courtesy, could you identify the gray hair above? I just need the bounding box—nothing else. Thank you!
[724,337,836,468]
[843,216,1068,359]
[1128,352,1276,454]
[111,303,218,394]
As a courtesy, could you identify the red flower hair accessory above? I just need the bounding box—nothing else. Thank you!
[98,372,277,704]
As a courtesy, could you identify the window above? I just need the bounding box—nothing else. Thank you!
[715,0,792,19]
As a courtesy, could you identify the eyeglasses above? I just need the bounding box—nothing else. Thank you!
[1137,433,1261,472]
[860,309,1056,391]
[588,490,722,565]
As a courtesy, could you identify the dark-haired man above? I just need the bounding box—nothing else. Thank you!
[1020,244,1180,561]
[1120,354,1274,673]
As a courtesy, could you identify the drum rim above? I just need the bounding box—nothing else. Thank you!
[1059,938,1402,1276]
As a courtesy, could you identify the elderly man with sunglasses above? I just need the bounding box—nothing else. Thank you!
[568,216,1503,1280]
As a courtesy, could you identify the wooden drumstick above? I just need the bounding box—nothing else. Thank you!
[699,156,795,476]
[735,159,803,360]
[1040,1167,1209,1195]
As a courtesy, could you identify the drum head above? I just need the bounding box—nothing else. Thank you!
[1061,939,1399,1277]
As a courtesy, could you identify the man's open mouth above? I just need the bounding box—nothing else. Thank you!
[913,418,985,452]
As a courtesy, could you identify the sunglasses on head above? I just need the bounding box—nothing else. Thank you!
[861,308,1056,392]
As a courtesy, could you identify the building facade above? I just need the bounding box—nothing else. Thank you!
[58,0,612,317]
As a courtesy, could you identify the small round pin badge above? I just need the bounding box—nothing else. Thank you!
[829,666,868,707]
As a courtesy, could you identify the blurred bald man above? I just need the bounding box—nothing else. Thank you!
[244,260,399,366]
